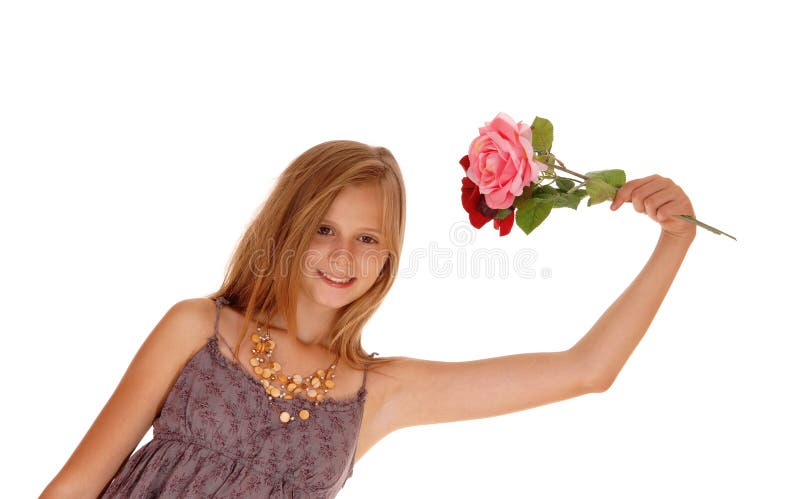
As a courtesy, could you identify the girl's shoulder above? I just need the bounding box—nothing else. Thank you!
[41,297,220,497]
[151,297,220,361]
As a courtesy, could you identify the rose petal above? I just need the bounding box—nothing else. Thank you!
[461,177,492,229]
[494,210,515,236]
[459,155,470,172]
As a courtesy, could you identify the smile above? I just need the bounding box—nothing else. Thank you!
[318,270,355,287]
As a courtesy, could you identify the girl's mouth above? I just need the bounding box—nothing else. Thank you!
[318,269,355,287]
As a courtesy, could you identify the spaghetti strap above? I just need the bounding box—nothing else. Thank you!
[359,354,377,392]
[359,368,368,392]
[213,296,238,365]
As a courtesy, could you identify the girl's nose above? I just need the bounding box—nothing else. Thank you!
[329,246,356,275]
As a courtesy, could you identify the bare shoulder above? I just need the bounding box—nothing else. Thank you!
[368,355,437,387]
[39,296,221,498]
[364,355,426,405]
[116,296,219,371]
[157,297,219,351]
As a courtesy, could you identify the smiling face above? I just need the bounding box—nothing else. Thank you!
[299,182,389,313]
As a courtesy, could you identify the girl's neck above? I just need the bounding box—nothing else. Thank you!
[255,307,338,349]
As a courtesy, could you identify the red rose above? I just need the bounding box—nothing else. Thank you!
[459,154,470,172]
[460,155,514,236]
[461,176,491,228]
[493,210,515,236]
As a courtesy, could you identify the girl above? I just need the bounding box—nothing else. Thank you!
[41,140,696,498]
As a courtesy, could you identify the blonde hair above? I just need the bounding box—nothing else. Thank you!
[208,140,406,370]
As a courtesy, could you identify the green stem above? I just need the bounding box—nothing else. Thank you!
[567,181,586,194]
[549,154,588,180]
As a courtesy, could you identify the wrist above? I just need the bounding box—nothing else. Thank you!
[658,229,695,248]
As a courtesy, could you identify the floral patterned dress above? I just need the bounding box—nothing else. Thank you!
[101,296,368,498]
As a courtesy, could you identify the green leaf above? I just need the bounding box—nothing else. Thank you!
[513,183,534,209]
[495,208,513,220]
[515,197,554,235]
[585,169,626,189]
[554,189,587,210]
[555,177,575,192]
[531,116,554,153]
[583,169,626,207]
[531,184,560,199]
[535,152,556,166]
[585,176,618,206]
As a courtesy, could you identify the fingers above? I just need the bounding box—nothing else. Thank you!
[642,184,681,221]
[610,174,658,211]
[610,175,674,214]
[657,186,695,220]
[609,174,696,238]
[655,199,681,222]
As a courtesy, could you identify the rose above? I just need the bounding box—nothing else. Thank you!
[457,113,737,240]
[465,112,548,210]
[460,155,515,236]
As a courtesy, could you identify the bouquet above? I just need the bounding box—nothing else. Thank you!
[459,112,736,240]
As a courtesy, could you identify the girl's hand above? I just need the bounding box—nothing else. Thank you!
[609,174,697,242]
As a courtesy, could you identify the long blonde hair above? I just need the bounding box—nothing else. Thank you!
[208,140,406,370]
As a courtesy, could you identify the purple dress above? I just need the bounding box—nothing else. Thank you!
[101,296,368,498]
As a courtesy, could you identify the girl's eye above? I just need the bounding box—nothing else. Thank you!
[317,226,378,244]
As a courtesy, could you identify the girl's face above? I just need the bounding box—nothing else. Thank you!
[299,182,389,312]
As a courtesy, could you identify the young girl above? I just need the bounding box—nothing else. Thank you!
[41,140,696,498]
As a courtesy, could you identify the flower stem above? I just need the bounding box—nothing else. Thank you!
[549,155,588,180]
[567,181,586,194]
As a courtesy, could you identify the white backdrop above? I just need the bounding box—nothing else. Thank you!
[2,1,797,498]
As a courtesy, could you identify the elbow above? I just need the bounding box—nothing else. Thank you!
[585,370,614,393]
[590,378,613,393]
[569,349,614,393]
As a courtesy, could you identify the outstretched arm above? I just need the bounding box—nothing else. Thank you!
[374,175,695,433]
[576,174,696,388]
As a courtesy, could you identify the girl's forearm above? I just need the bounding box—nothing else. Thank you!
[570,231,694,390]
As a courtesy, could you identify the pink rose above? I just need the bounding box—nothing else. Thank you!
[466,112,547,210]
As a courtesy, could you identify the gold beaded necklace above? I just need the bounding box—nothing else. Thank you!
[248,324,339,424]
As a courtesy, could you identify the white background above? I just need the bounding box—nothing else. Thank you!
[2,1,797,497]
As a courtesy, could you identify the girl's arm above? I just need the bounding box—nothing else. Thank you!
[40,299,216,498]
[373,175,696,433]
[569,228,693,389]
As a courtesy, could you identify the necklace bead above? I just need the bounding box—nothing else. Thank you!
[248,325,339,424]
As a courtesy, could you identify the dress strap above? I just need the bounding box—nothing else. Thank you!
[213,296,239,365]
[358,352,378,392]
[359,368,368,391]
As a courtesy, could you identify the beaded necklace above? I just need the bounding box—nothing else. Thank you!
[248,324,340,424]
